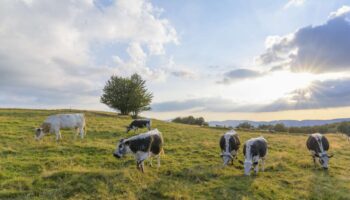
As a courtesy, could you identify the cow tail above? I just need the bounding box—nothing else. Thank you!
[159,131,165,156]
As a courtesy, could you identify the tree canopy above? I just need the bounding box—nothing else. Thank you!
[100,73,153,118]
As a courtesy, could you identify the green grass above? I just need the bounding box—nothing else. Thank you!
[0,109,349,200]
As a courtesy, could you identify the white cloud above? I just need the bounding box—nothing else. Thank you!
[171,69,198,79]
[329,5,350,19]
[0,0,178,108]
[260,78,350,112]
[152,77,350,113]
[127,42,147,64]
[217,69,265,84]
[257,6,350,74]
[284,0,305,9]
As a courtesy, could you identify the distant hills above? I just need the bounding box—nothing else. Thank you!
[208,118,350,128]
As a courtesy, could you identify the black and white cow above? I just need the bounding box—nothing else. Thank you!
[306,133,333,169]
[113,129,163,173]
[243,136,268,176]
[219,130,240,166]
[126,119,151,133]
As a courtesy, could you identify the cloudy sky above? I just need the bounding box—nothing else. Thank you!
[1,0,350,121]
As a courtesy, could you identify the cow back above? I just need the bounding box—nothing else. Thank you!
[307,135,329,153]
[130,119,149,128]
[128,133,163,155]
[220,134,240,152]
[243,139,267,158]
[321,136,329,151]
[128,136,152,153]
[232,135,241,151]
[251,140,267,157]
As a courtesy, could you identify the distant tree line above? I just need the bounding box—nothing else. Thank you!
[172,116,208,126]
[235,121,350,136]
[337,122,350,137]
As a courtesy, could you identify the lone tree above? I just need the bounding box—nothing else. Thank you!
[101,73,153,118]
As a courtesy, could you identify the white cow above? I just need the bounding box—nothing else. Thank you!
[35,113,86,141]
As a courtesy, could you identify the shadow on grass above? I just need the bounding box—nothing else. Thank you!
[28,170,126,199]
[136,163,255,200]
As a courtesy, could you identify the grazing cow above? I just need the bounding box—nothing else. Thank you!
[35,113,86,141]
[219,130,240,166]
[126,119,151,133]
[113,129,163,173]
[306,133,333,169]
[243,136,268,176]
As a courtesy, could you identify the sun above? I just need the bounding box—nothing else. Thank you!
[221,71,317,105]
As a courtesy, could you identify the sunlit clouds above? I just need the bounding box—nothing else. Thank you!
[0,0,350,121]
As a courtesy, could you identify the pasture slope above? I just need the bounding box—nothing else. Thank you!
[0,109,349,200]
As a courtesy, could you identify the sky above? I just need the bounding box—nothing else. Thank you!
[1,0,350,121]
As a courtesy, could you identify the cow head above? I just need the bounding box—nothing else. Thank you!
[244,160,253,175]
[125,126,132,133]
[34,128,44,140]
[113,139,130,158]
[221,152,234,166]
[316,152,333,169]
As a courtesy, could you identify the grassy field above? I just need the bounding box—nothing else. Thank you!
[0,109,349,200]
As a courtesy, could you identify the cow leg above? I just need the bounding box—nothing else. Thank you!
[136,159,144,172]
[74,128,79,139]
[136,161,141,171]
[56,131,62,141]
[136,152,149,172]
[157,155,161,168]
[141,162,145,173]
[137,161,145,173]
[254,163,259,174]
[231,153,237,165]
[79,127,84,139]
[312,156,317,168]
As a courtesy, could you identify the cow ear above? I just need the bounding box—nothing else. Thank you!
[124,141,130,145]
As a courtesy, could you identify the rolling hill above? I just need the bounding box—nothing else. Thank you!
[0,109,349,199]
[209,118,350,128]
